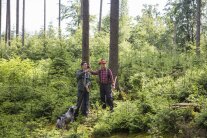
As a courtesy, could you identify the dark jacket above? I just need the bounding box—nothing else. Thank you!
[76,70,91,91]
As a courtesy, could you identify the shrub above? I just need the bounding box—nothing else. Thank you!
[155,108,195,134]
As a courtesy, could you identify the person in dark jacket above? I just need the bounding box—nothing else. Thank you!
[91,59,115,112]
[75,61,91,117]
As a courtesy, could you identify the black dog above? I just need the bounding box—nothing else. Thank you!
[56,106,76,129]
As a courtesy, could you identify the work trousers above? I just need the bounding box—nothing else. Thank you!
[100,83,113,110]
[75,89,89,116]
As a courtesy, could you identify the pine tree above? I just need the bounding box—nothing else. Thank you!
[22,0,25,46]
[59,0,61,38]
[5,0,11,46]
[0,0,2,42]
[16,0,19,37]
[44,0,46,36]
[82,0,89,63]
[109,0,119,87]
[98,0,103,31]
[196,0,201,56]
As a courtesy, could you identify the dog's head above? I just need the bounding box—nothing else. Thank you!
[65,106,77,122]
[68,106,77,114]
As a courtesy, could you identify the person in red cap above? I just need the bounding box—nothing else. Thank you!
[91,59,115,112]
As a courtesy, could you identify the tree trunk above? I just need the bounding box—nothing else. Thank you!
[22,0,25,47]
[5,0,11,46]
[0,0,2,42]
[196,0,201,57]
[5,6,7,44]
[191,25,194,44]
[58,0,61,38]
[98,0,103,31]
[8,0,11,46]
[191,0,195,44]
[44,0,46,35]
[16,0,19,37]
[43,0,46,47]
[109,0,119,88]
[82,0,89,63]
[173,21,177,46]
[80,0,83,22]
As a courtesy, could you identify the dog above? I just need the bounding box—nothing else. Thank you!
[56,106,76,129]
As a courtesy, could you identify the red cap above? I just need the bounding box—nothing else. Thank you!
[98,59,107,65]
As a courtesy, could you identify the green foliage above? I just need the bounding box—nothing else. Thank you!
[2,29,207,137]
[165,0,197,48]
[195,109,207,129]
[61,0,82,34]
[93,101,155,136]
[1,1,207,137]
[119,0,131,43]
[93,123,111,137]
[129,5,167,49]
[154,108,195,134]
[90,32,110,62]
[101,15,110,33]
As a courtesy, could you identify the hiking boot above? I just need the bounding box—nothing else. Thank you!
[82,113,88,117]
[102,104,106,109]
[110,107,114,112]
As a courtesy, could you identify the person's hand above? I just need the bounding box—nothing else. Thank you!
[112,83,115,90]
[89,69,94,73]
[84,69,90,73]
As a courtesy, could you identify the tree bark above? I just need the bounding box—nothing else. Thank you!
[173,21,177,46]
[80,0,83,21]
[5,0,11,46]
[98,0,103,31]
[82,0,89,63]
[22,0,25,47]
[8,0,11,46]
[44,0,46,47]
[5,4,7,44]
[58,0,61,38]
[196,0,201,57]
[0,0,2,42]
[109,0,119,87]
[16,0,19,37]
[44,0,46,35]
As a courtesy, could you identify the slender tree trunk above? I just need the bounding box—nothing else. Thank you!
[8,0,11,46]
[98,0,103,31]
[5,0,11,46]
[22,0,25,47]
[196,0,201,56]
[82,0,89,63]
[44,0,46,35]
[186,17,191,42]
[109,0,119,88]
[5,6,7,44]
[79,0,83,27]
[0,0,2,42]
[81,0,83,20]
[16,0,19,37]
[43,0,46,47]
[192,0,195,44]
[191,25,194,44]
[58,0,61,38]
[173,21,177,46]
